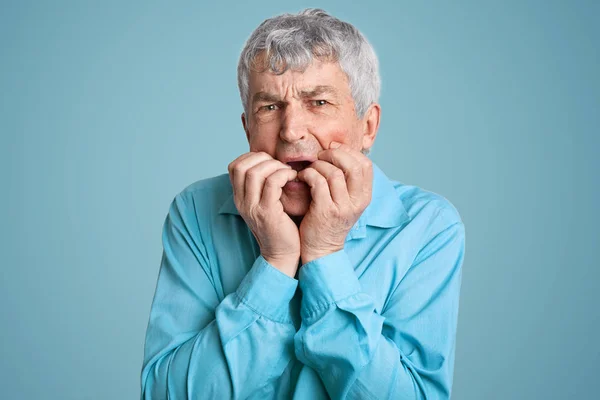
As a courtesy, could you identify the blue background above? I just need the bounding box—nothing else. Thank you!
[1,1,598,399]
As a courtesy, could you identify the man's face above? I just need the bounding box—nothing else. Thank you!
[242,57,375,217]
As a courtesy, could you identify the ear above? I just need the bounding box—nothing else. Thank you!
[361,103,381,150]
[241,113,250,142]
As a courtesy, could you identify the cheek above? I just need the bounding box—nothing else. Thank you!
[315,124,361,150]
[247,127,279,152]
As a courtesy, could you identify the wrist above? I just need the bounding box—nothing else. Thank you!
[301,246,344,265]
[263,254,300,277]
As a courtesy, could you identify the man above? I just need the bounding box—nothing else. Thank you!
[141,8,465,400]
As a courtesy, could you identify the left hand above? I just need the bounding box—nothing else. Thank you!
[297,141,373,264]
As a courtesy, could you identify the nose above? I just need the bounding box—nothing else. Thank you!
[279,103,307,143]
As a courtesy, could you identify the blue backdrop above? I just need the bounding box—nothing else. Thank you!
[1,1,598,399]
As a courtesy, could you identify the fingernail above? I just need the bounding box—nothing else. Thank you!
[330,141,341,148]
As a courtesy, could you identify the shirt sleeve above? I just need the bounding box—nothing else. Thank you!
[141,192,298,399]
[294,220,465,400]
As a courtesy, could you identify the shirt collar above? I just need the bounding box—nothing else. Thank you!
[218,162,409,239]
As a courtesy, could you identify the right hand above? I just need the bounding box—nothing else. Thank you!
[228,152,301,278]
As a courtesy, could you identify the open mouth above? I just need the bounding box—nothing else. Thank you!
[286,160,312,182]
[286,160,312,171]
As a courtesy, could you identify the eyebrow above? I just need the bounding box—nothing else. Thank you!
[252,92,281,104]
[252,85,339,104]
[299,85,338,98]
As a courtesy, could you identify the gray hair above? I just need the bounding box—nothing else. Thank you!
[237,8,380,120]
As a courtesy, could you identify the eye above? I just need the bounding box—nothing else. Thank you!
[260,104,279,111]
[312,100,328,106]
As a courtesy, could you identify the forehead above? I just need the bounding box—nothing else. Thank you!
[248,58,351,96]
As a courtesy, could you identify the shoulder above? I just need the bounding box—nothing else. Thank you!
[387,179,465,263]
[394,182,463,229]
[178,173,232,202]
[374,162,462,229]
[377,166,464,247]
[368,163,463,235]
[167,173,233,225]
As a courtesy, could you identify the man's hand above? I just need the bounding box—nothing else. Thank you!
[297,142,373,264]
[228,152,301,277]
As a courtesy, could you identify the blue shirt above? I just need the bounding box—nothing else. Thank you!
[141,162,465,399]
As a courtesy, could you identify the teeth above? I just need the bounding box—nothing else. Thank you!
[293,178,300,182]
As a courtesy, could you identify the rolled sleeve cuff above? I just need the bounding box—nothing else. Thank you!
[298,250,361,318]
[236,255,298,324]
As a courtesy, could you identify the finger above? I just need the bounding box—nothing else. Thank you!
[297,167,332,206]
[228,152,255,175]
[308,160,349,205]
[330,142,373,187]
[318,146,372,202]
[260,168,298,208]
[227,152,255,184]
[231,152,273,200]
[245,159,292,205]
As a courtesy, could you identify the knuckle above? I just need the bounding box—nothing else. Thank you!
[264,176,278,188]
[232,164,245,175]
[246,168,260,180]
[228,164,239,176]
[331,169,345,181]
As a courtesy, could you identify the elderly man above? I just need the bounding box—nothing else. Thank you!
[141,8,465,400]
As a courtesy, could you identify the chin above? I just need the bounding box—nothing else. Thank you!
[281,190,310,217]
